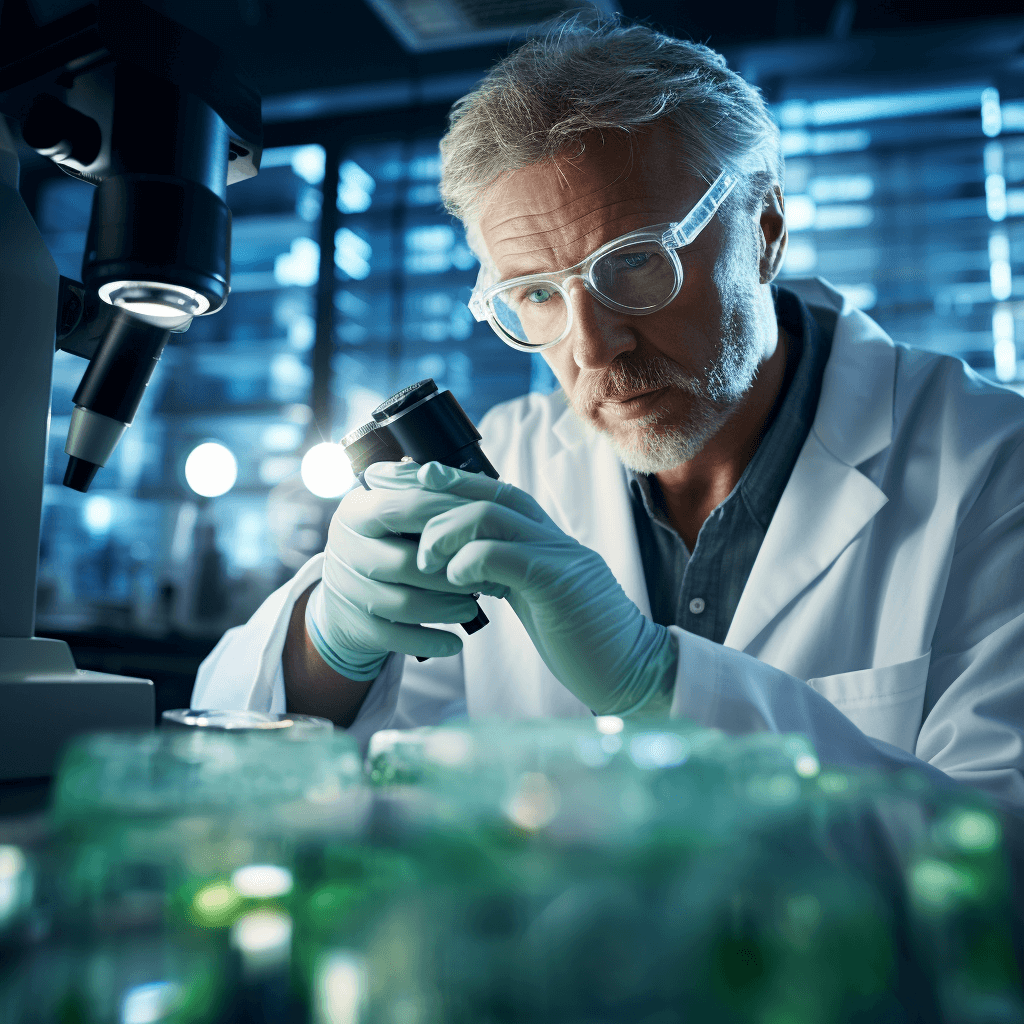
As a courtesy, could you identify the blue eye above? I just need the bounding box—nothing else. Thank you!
[528,288,552,304]
[623,252,650,269]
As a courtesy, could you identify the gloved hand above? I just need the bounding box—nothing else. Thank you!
[406,461,679,717]
[305,464,483,680]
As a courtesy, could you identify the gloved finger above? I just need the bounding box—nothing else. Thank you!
[414,462,550,525]
[329,524,480,594]
[324,584,463,658]
[417,500,554,574]
[336,485,475,540]
[373,621,463,659]
[444,538,542,593]
[323,562,481,625]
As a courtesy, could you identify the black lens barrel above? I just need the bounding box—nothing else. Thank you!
[81,63,232,315]
[342,379,496,640]
[340,421,403,481]
[371,381,498,480]
[84,175,231,311]
[72,310,171,425]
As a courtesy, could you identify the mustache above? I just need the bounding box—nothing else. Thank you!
[571,354,703,414]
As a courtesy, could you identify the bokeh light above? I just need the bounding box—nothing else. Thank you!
[184,442,238,498]
[231,864,294,899]
[83,495,114,535]
[231,909,292,966]
[301,442,354,498]
[121,981,181,1024]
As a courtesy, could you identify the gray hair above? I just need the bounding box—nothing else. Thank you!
[439,17,783,250]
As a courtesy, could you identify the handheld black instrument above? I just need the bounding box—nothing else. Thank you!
[340,379,497,640]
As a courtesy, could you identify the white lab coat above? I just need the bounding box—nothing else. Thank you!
[193,279,1024,807]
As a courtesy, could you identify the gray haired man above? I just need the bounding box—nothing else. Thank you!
[194,21,1024,807]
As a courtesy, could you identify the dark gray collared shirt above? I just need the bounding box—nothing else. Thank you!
[628,287,834,644]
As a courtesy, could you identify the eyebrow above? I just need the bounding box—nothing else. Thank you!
[485,197,675,278]
[492,218,670,282]
[488,221,610,279]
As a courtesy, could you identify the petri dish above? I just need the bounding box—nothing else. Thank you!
[162,709,333,733]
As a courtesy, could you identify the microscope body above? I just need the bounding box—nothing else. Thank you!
[0,0,262,782]
[0,121,152,782]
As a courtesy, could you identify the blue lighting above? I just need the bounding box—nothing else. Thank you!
[777,86,986,127]
[274,237,320,287]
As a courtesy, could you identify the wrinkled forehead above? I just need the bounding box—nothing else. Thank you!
[473,126,707,278]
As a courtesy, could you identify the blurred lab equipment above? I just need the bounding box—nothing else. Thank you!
[0,0,262,781]
[50,726,362,823]
[1,720,1019,1022]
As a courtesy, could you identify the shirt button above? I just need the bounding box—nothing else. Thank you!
[689,597,706,615]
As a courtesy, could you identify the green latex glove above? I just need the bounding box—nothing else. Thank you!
[306,464,481,679]
[382,461,678,717]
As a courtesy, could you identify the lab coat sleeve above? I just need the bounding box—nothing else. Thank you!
[191,553,469,754]
[191,553,326,715]
[916,436,1024,806]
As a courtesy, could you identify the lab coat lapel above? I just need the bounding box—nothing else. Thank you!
[724,434,888,650]
[725,300,896,652]
[543,406,652,618]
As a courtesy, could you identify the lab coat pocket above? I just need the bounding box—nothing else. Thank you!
[806,650,932,753]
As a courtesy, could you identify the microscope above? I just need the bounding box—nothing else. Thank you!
[0,0,262,781]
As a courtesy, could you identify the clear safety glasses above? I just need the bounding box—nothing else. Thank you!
[468,170,738,353]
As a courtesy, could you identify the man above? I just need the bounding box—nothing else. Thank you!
[193,21,1024,807]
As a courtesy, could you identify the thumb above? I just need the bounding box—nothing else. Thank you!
[363,460,421,490]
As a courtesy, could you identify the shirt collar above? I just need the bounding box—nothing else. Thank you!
[737,286,829,529]
[625,286,831,533]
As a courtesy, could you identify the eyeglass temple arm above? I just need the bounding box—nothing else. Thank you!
[468,262,496,321]
[664,172,739,249]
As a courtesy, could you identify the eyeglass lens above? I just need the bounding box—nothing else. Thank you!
[489,242,678,347]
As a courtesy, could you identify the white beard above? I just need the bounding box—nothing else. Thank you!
[602,402,727,474]
[570,316,764,474]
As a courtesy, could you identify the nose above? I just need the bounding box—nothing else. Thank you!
[564,280,636,370]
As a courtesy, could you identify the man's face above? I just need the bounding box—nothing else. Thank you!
[475,126,783,473]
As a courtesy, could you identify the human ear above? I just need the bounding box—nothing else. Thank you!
[759,185,787,284]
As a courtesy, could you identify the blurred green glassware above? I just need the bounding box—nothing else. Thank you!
[358,719,1023,1024]
[1,716,1019,1024]
[51,727,365,825]
[2,726,372,1024]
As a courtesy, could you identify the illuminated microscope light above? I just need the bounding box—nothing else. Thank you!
[98,280,210,318]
